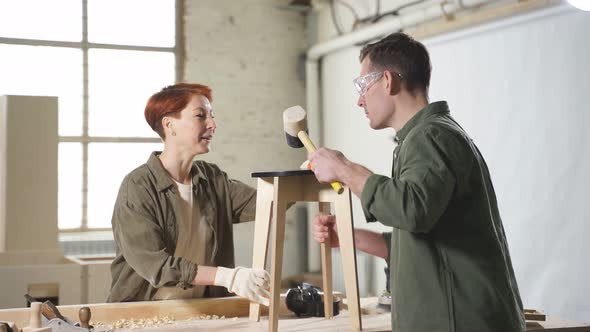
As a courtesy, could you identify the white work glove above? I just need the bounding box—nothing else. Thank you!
[214,266,270,306]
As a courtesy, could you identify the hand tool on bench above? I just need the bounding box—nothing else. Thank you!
[0,321,17,332]
[24,295,103,332]
[24,294,66,321]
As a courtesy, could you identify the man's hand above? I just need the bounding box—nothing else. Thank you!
[313,214,340,248]
[308,148,373,197]
[308,148,348,184]
[214,267,270,306]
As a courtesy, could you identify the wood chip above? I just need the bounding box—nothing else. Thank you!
[91,314,234,330]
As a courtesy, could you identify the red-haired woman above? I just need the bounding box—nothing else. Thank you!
[107,83,269,305]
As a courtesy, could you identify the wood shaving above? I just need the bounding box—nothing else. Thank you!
[92,316,175,330]
[188,314,225,320]
[91,314,234,330]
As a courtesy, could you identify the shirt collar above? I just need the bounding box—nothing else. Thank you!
[146,151,206,192]
[395,101,450,143]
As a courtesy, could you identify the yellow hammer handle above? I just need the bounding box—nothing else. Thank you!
[297,131,344,194]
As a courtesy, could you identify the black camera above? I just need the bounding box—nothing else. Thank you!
[285,283,340,317]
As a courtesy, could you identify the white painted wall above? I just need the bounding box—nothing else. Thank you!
[426,6,590,322]
[184,0,309,276]
[317,3,590,322]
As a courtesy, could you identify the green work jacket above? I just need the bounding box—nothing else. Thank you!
[107,152,256,302]
[362,101,525,332]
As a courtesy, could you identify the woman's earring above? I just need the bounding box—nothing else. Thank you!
[171,131,176,136]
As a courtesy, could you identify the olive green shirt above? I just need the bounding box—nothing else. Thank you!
[362,102,525,332]
[107,152,256,302]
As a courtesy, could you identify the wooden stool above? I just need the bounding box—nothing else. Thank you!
[248,170,362,332]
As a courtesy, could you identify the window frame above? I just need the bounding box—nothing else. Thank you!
[0,0,184,232]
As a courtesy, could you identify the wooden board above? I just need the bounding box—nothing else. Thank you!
[525,308,547,321]
[0,295,289,328]
[110,309,391,332]
[526,321,590,331]
[0,293,344,329]
[2,297,589,332]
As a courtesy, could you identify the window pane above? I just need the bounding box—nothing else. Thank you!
[87,143,163,228]
[0,44,83,136]
[0,0,81,41]
[88,0,175,47]
[59,143,83,229]
[88,49,175,137]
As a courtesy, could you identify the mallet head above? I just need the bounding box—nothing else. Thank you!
[283,105,308,149]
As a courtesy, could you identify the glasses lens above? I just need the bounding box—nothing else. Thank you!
[353,77,363,94]
[354,72,384,96]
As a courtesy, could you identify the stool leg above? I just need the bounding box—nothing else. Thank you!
[249,178,274,322]
[269,178,288,332]
[335,189,362,331]
[319,202,334,319]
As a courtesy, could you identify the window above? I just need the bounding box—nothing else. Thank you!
[0,0,183,230]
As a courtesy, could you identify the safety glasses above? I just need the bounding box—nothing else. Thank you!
[353,71,403,97]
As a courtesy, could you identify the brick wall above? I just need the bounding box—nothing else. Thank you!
[184,0,309,275]
[184,0,307,186]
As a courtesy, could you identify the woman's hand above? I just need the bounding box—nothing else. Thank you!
[214,267,270,306]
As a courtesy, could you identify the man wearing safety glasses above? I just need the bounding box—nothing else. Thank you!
[310,32,525,332]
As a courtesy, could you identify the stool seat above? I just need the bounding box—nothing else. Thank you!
[251,169,314,177]
[248,170,362,332]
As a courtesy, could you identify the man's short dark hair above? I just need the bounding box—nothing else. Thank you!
[360,32,431,95]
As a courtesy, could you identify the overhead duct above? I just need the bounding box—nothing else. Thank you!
[304,0,561,145]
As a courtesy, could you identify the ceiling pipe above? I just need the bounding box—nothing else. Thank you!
[305,0,495,146]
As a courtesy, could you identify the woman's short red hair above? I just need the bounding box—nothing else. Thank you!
[145,83,213,138]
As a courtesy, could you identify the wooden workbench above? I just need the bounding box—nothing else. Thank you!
[108,315,590,332]
[1,297,589,331]
[111,310,390,332]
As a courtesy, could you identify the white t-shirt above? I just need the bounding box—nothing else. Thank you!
[153,179,212,300]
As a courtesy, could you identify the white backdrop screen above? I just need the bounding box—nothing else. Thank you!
[321,5,590,321]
